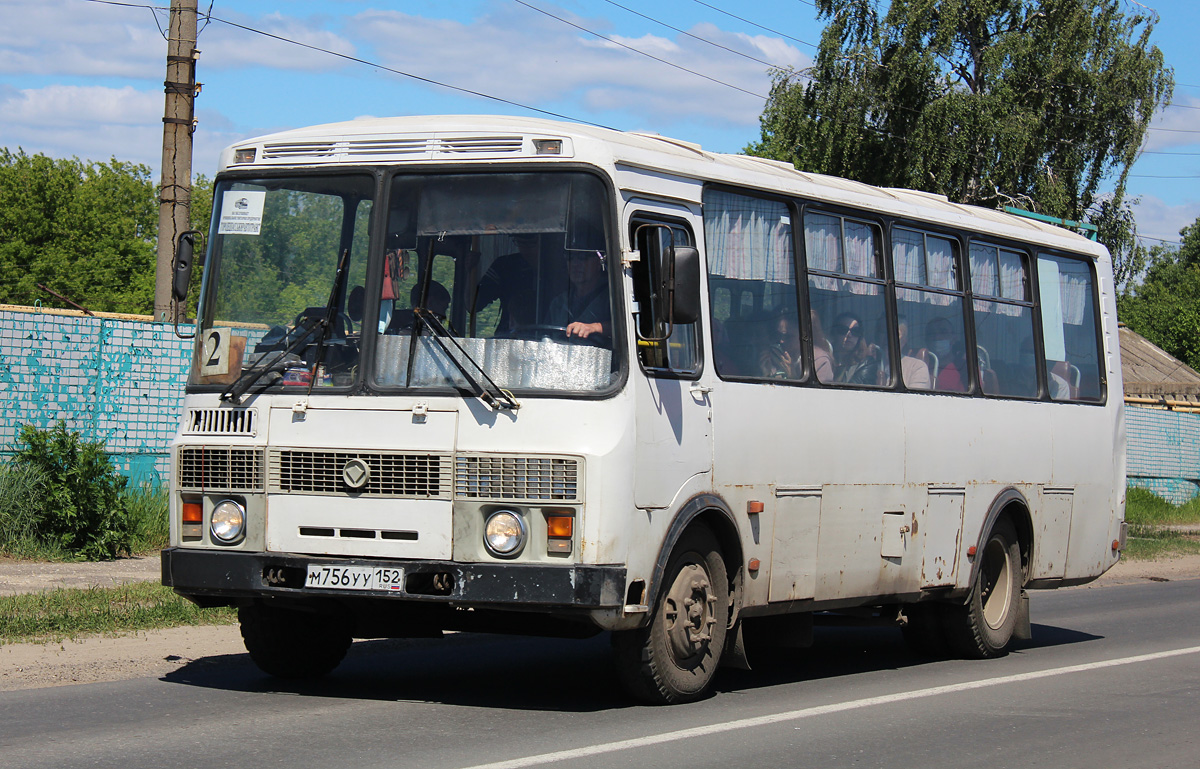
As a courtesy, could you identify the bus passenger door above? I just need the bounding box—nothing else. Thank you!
[627,207,713,508]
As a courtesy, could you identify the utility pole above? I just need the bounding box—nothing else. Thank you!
[154,0,199,322]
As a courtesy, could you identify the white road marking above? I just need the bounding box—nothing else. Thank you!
[455,645,1200,769]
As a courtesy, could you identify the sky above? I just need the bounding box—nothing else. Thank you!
[1,0,1197,246]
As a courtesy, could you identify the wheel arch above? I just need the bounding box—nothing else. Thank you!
[968,487,1033,591]
[646,493,744,617]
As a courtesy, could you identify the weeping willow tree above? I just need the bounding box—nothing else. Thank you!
[748,0,1173,290]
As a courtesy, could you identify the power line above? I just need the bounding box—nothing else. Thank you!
[598,0,795,73]
[691,0,819,50]
[511,0,768,100]
[1129,174,1200,179]
[82,0,617,130]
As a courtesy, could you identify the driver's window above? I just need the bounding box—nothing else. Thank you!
[631,218,701,375]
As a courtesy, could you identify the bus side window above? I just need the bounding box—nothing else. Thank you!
[631,219,701,375]
[703,189,801,381]
[1037,253,1103,401]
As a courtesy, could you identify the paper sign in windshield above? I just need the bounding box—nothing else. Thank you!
[218,190,266,235]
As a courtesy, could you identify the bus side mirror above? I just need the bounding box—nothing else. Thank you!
[665,245,700,325]
[173,230,198,303]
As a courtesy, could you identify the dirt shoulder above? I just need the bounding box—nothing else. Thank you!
[1,553,1198,692]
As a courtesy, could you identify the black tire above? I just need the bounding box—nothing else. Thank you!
[612,525,730,704]
[943,518,1023,659]
[238,604,352,679]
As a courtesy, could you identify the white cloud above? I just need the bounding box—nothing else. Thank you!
[197,11,358,72]
[0,84,238,174]
[1130,194,1200,244]
[0,0,163,77]
[345,5,807,128]
[1143,94,1200,152]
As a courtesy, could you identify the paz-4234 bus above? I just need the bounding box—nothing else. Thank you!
[163,115,1126,704]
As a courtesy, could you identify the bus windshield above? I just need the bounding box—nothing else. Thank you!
[191,171,618,398]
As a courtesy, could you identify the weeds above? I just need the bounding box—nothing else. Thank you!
[0,581,236,645]
[1123,487,1200,560]
[0,423,174,561]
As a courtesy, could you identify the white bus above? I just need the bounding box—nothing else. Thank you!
[164,115,1126,704]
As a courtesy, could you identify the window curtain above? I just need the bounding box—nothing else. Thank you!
[704,190,794,284]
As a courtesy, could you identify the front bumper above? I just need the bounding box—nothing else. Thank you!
[161,547,626,609]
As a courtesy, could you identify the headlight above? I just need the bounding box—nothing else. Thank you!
[210,499,246,544]
[484,510,526,557]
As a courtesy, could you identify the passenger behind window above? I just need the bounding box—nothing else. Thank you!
[811,309,834,383]
[547,249,611,346]
[475,233,545,334]
[1048,359,1073,400]
[832,313,879,385]
[896,315,931,390]
[924,316,968,392]
[711,318,740,376]
[759,312,803,379]
[347,285,364,335]
[387,282,452,334]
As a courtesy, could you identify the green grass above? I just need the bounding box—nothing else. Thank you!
[1125,486,1200,526]
[1123,487,1200,561]
[125,482,170,555]
[0,581,236,645]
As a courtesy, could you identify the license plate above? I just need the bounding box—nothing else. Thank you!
[305,564,404,592]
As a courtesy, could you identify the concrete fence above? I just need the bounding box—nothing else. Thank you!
[0,305,193,487]
[1126,405,1200,504]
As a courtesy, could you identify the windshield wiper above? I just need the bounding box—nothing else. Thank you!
[219,322,315,404]
[219,248,350,405]
[404,242,519,411]
[413,307,520,411]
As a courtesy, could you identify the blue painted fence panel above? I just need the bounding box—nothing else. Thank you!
[0,307,194,487]
[1125,405,1200,504]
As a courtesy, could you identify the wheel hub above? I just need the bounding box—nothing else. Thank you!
[663,562,718,661]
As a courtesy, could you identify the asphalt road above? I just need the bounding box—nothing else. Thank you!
[2,579,1198,769]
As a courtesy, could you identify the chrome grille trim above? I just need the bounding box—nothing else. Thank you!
[455,455,581,502]
[269,449,452,498]
[184,408,257,436]
[177,446,264,492]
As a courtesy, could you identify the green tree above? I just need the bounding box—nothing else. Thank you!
[0,149,158,313]
[1118,218,1200,371]
[749,0,1173,285]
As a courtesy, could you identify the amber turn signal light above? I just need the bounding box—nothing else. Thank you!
[546,515,573,538]
[182,501,203,523]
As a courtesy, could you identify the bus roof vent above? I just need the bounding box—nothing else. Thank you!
[434,135,525,155]
[344,138,429,156]
[261,141,337,160]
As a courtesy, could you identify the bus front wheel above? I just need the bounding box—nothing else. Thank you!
[239,604,352,679]
[943,518,1022,659]
[612,525,730,704]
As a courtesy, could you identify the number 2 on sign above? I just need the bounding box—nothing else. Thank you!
[200,327,231,376]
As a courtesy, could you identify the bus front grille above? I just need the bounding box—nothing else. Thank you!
[454,455,580,502]
[177,446,264,492]
[269,449,452,498]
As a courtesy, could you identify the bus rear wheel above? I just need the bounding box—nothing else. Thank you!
[613,526,730,704]
[943,518,1022,659]
[239,604,352,679]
